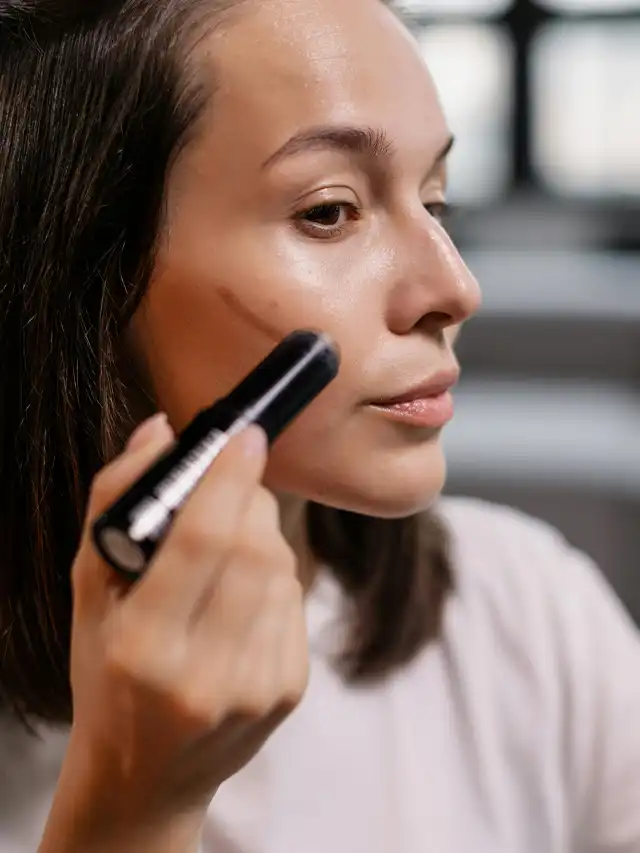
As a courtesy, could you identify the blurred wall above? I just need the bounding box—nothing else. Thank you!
[407,0,640,621]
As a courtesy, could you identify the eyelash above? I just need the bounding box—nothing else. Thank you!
[296,201,451,240]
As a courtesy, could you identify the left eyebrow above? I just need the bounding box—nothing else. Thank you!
[262,124,455,174]
[428,134,455,177]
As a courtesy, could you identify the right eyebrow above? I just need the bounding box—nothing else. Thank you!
[261,124,396,170]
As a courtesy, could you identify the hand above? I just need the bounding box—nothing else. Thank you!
[44,414,308,848]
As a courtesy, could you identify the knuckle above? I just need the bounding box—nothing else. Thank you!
[175,684,224,729]
[275,683,306,716]
[271,541,298,577]
[103,633,143,684]
[103,615,167,686]
[230,534,296,582]
[242,490,280,545]
[262,570,302,607]
[238,680,307,723]
[173,516,234,563]
[255,487,280,524]
[232,691,274,723]
[215,565,256,611]
[277,661,311,715]
[282,544,297,575]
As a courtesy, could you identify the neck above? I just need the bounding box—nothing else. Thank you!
[276,494,318,593]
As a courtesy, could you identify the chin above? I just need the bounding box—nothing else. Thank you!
[267,438,448,520]
[346,450,447,520]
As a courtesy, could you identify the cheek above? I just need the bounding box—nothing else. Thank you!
[131,288,289,433]
[262,397,355,505]
[131,251,448,519]
[133,229,389,431]
[131,280,357,437]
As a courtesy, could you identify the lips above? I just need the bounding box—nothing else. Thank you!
[367,368,459,429]
[370,368,460,407]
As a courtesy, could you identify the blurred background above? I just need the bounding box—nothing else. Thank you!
[404,0,640,622]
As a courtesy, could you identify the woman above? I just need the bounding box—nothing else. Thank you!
[0,0,638,851]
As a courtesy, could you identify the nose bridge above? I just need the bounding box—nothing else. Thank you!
[387,215,481,334]
[417,220,480,318]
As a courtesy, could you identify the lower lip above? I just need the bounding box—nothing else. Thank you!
[369,391,454,428]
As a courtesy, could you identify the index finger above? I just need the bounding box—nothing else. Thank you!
[129,425,268,621]
[73,415,176,616]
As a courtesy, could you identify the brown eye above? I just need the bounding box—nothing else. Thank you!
[296,201,360,239]
[303,204,346,227]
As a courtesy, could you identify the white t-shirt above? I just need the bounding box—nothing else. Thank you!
[0,498,639,852]
[203,498,640,853]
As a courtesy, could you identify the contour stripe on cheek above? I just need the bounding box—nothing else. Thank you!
[218,286,285,343]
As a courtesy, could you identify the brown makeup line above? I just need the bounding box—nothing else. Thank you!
[218,285,285,345]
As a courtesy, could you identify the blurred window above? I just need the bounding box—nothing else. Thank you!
[407,0,640,209]
[403,0,512,15]
[532,21,640,198]
[538,0,640,12]
[416,24,513,204]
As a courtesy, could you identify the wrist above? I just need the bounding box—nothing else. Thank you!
[40,808,205,853]
[39,731,208,853]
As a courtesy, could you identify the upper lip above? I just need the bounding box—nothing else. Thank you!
[370,367,460,406]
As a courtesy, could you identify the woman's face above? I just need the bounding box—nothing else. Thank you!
[132,0,481,518]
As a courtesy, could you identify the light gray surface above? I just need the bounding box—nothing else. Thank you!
[445,380,640,497]
[448,247,640,624]
[0,719,67,851]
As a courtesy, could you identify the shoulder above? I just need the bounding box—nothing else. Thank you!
[431,498,640,849]
[434,495,636,645]
[431,495,640,716]
[436,493,590,581]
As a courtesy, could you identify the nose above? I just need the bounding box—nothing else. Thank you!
[385,217,481,336]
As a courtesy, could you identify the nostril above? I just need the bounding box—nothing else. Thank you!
[418,311,455,335]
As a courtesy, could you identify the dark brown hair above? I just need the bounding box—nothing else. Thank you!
[0,0,451,727]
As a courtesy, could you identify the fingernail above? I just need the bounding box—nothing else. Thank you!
[241,425,267,458]
[126,413,170,452]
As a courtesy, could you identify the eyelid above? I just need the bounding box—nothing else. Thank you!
[292,185,359,210]
[420,168,447,197]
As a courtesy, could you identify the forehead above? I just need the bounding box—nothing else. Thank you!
[197,0,448,161]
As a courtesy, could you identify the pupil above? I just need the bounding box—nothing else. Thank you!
[308,205,341,226]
